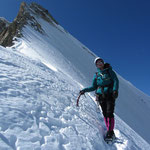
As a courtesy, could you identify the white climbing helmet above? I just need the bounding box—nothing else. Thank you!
[94,57,104,65]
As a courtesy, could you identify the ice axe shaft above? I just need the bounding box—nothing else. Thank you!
[76,93,82,107]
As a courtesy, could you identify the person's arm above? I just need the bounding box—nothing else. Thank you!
[81,74,97,93]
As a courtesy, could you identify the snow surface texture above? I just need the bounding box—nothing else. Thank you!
[0,46,150,150]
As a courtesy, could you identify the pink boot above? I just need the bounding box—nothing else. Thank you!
[107,117,115,131]
[104,117,115,139]
[104,117,109,131]
[104,117,115,131]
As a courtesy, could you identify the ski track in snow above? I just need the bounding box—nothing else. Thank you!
[0,46,150,150]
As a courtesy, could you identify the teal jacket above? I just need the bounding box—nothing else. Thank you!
[82,64,119,95]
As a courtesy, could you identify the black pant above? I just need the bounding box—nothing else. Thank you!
[98,95,115,118]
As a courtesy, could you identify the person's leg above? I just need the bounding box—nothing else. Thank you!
[99,95,115,135]
[106,99,115,131]
[104,117,109,131]
[107,117,115,131]
[105,96,115,138]
[99,98,109,131]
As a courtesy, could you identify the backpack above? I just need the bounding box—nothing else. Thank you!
[95,63,114,97]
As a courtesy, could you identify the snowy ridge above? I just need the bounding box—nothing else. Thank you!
[0,46,150,150]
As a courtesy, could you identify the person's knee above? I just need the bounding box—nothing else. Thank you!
[106,112,114,118]
[102,111,107,117]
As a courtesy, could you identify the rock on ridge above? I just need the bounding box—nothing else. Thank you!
[0,2,58,47]
[0,17,10,33]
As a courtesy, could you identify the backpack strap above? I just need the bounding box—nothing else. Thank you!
[106,69,113,83]
[106,69,114,94]
[95,69,114,98]
[95,72,105,98]
[95,72,98,80]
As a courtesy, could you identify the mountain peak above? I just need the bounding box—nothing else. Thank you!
[0,2,58,47]
[16,2,58,25]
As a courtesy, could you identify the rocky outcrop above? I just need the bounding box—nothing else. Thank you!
[0,2,58,47]
[0,18,10,33]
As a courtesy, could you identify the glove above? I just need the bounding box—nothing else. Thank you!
[112,91,118,99]
[79,90,85,95]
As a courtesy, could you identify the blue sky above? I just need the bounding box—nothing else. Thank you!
[0,0,150,96]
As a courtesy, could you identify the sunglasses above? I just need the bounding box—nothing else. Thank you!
[96,61,104,65]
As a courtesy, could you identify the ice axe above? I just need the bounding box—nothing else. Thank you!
[76,92,86,107]
[76,93,81,107]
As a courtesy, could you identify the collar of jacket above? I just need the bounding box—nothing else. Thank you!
[97,63,112,73]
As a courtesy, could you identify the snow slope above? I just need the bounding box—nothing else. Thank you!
[11,14,150,144]
[0,46,150,150]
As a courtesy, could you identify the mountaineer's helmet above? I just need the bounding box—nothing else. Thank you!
[94,57,104,65]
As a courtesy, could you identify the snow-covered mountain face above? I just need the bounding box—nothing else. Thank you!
[0,2,150,149]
